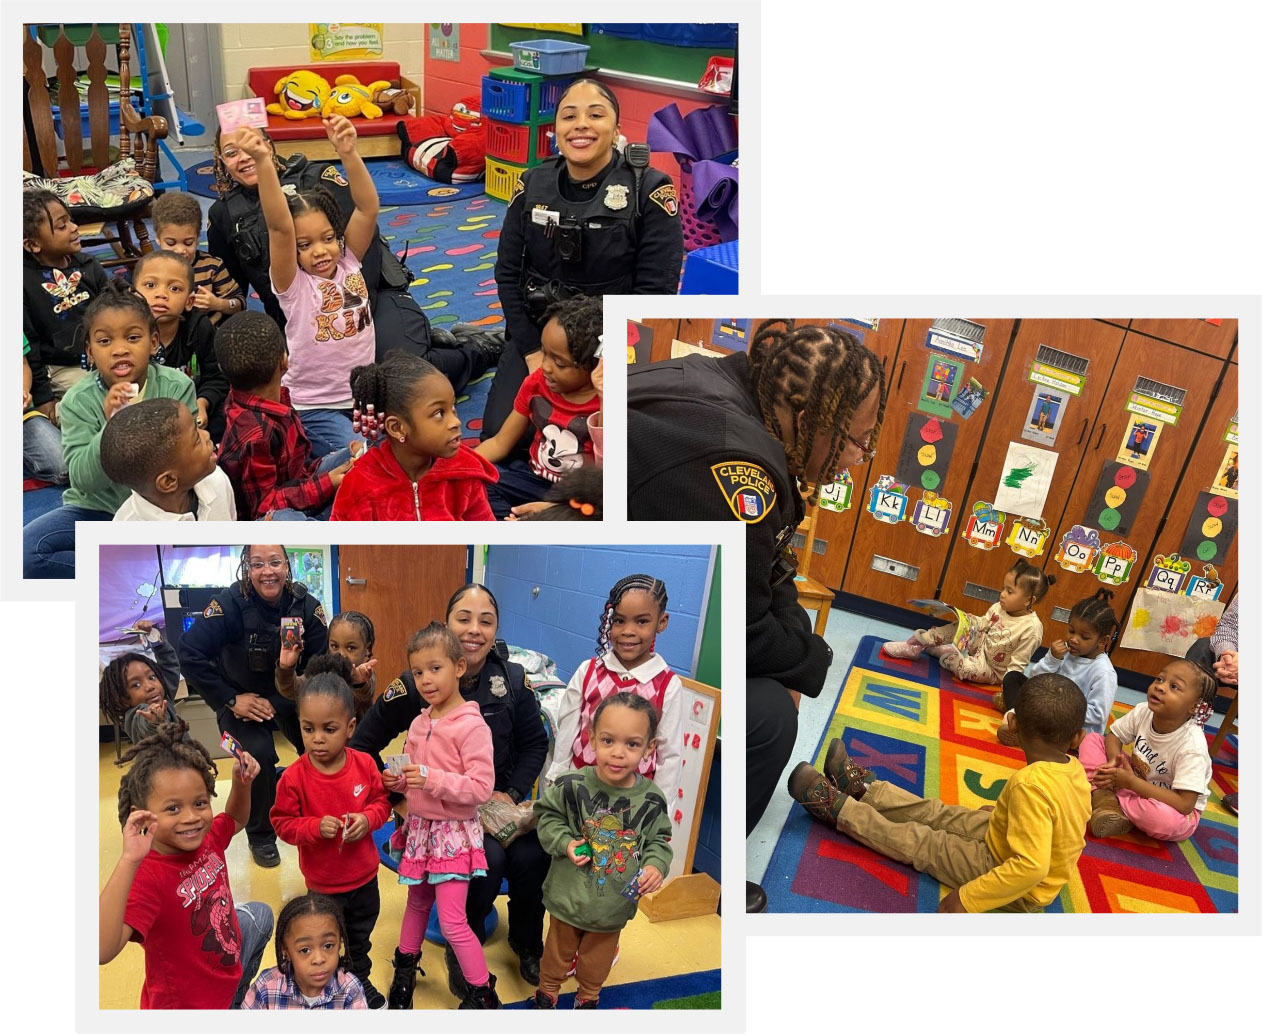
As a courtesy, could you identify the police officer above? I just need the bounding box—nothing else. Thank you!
[351,583,549,989]
[206,128,501,395]
[627,321,886,912]
[483,79,683,443]
[177,543,328,868]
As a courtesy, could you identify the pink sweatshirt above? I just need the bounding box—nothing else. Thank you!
[402,699,495,821]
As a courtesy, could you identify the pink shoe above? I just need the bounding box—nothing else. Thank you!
[883,637,924,660]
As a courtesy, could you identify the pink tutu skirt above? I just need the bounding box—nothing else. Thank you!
[391,813,487,883]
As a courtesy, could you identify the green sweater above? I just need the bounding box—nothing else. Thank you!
[60,365,197,512]
[535,767,673,933]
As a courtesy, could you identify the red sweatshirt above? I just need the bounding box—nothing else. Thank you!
[270,749,391,893]
[329,440,497,521]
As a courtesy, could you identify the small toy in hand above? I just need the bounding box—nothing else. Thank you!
[281,616,302,651]
[220,731,247,766]
[621,868,647,900]
[574,843,592,859]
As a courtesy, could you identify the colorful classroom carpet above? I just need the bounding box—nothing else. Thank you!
[502,970,721,1010]
[762,635,1239,913]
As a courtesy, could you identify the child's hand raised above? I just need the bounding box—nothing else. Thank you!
[323,115,358,156]
[278,641,301,671]
[235,127,273,162]
[566,839,591,866]
[138,701,167,725]
[121,809,159,863]
[1049,639,1069,659]
[351,657,378,684]
[636,864,664,895]
[233,749,262,786]
[320,815,345,839]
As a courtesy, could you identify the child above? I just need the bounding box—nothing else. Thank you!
[214,311,357,519]
[242,893,366,1009]
[131,250,227,438]
[151,190,245,326]
[883,559,1055,684]
[382,622,498,1009]
[516,465,604,521]
[477,296,602,519]
[22,335,67,484]
[270,671,392,1008]
[276,611,380,719]
[546,574,682,807]
[787,673,1092,913]
[331,351,497,520]
[98,620,185,747]
[995,589,1119,746]
[1082,658,1216,841]
[99,720,274,1008]
[23,281,197,578]
[101,398,236,521]
[237,115,376,458]
[22,189,108,402]
[533,693,673,1008]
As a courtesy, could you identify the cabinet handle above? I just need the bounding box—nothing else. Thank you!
[345,576,367,586]
[1094,422,1107,451]
[1075,418,1088,446]
[896,360,906,391]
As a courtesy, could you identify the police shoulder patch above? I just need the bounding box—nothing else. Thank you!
[203,598,224,618]
[311,604,327,626]
[382,678,407,702]
[321,165,349,187]
[509,179,525,205]
[710,461,776,523]
[649,183,679,217]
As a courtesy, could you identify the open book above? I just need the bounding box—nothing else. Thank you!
[905,599,972,650]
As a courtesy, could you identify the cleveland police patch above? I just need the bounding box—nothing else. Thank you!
[312,604,327,626]
[649,184,678,217]
[711,462,775,523]
[203,599,223,618]
[321,165,349,187]
[509,179,525,205]
[382,678,407,702]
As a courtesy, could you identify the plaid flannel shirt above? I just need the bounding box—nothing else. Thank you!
[241,967,366,1009]
[1211,595,1238,656]
[217,387,334,519]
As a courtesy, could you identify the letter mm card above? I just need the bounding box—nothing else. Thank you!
[961,501,1007,551]
[711,462,776,523]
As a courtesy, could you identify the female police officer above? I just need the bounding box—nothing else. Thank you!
[351,583,548,989]
[627,320,886,911]
[482,79,683,442]
[177,544,327,868]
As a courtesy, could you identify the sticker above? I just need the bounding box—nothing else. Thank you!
[649,183,679,216]
[712,319,750,349]
[1055,525,1102,574]
[951,377,988,419]
[992,442,1058,521]
[917,356,966,418]
[203,599,223,618]
[1115,416,1163,472]
[867,474,910,524]
[1093,540,1138,586]
[911,490,953,537]
[1021,387,1071,447]
[819,470,853,513]
[1146,553,1191,594]
[710,462,775,523]
[1006,516,1052,559]
[1209,444,1238,499]
[382,678,408,702]
[961,501,1007,551]
[1178,491,1237,564]
[924,319,986,363]
[895,416,958,492]
[1185,565,1224,601]
[1126,391,1182,426]
[1084,462,1149,537]
[321,165,349,187]
[603,183,629,210]
[1027,361,1086,396]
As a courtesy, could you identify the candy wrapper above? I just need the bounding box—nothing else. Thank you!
[478,797,538,847]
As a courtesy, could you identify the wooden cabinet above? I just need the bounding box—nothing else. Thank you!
[1128,318,1238,359]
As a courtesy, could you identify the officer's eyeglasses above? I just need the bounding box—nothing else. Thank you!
[847,432,877,463]
[249,559,287,571]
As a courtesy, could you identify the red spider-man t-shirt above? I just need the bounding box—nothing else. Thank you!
[124,812,243,1009]
[512,369,601,483]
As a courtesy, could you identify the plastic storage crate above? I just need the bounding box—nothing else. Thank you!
[510,39,589,76]
[485,156,527,203]
[485,117,555,166]
[486,68,572,122]
[680,240,739,295]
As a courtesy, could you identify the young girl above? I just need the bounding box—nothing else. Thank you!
[23,280,197,578]
[270,671,392,1008]
[518,465,604,521]
[1081,658,1217,841]
[546,574,682,808]
[883,559,1055,684]
[99,720,273,1009]
[98,619,187,749]
[996,589,1120,746]
[331,351,497,520]
[276,610,380,719]
[233,114,376,458]
[477,295,602,520]
[382,622,497,1009]
[242,893,366,1009]
[533,693,673,1009]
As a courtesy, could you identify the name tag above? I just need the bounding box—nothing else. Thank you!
[531,208,561,227]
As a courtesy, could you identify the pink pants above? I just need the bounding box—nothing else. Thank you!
[399,879,489,985]
[1078,733,1200,841]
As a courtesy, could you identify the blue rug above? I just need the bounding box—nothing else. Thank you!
[502,969,721,1009]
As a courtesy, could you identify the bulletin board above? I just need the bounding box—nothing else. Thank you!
[490,24,735,83]
[671,677,721,880]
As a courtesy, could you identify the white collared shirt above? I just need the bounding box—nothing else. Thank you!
[113,466,238,522]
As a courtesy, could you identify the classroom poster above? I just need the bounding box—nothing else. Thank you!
[309,24,384,61]
[1021,387,1070,447]
[1178,491,1238,565]
[894,415,958,492]
[1119,587,1224,657]
[428,23,460,61]
[992,442,1058,520]
[1084,462,1149,536]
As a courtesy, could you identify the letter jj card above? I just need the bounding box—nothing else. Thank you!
[281,616,302,651]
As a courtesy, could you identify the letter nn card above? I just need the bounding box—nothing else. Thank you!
[220,731,247,765]
[281,616,302,651]
[216,97,268,132]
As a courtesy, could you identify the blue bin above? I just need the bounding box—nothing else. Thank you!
[680,240,739,295]
[510,39,589,76]
[481,75,532,123]
[52,101,121,142]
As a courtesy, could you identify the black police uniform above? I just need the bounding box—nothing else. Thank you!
[350,649,550,958]
[177,581,328,847]
[205,153,487,394]
[482,149,683,441]
[628,352,832,833]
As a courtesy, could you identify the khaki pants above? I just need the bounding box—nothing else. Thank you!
[539,916,620,1003]
[836,781,1041,912]
[47,364,88,398]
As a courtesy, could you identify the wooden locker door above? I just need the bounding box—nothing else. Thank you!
[337,545,469,694]
[1128,318,1237,359]
[841,318,1014,604]
[631,317,681,364]
[938,319,1127,616]
[1039,334,1227,639]
[1110,360,1238,677]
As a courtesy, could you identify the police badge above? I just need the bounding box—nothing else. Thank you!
[604,184,629,211]
[489,675,508,697]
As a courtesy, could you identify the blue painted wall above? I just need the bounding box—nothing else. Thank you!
[485,545,713,681]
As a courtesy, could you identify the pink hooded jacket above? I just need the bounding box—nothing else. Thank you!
[402,699,495,821]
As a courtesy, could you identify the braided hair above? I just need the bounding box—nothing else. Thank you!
[407,620,463,664]
[286,185,346,240]
[1170,657,1219,727]
[330,611,375,654]
[212,126,286,195]
[1068,589,1120,653]
[1009,559,1056,604]
[297,670,355,719]
[527,466,604,520]
[274,893,351,979]
[236,544,293,600]
[542,295,603,370]
[747,320,887,504]
[99,651,161,724]
[116,720,217,826]
[22,189,65,242]
[596,575,668,657]
[82,278,159,343]
[349,350,443,441]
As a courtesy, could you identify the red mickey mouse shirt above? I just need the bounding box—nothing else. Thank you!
[123,813,243,1009]
[512,369,600,483]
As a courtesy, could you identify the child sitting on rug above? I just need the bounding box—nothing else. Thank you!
[883,559,1054,684]
[242,893,367,1009]
[151,191,245,326]
[787,672,1091,912]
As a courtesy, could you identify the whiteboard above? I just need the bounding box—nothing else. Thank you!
[669,677,721,881]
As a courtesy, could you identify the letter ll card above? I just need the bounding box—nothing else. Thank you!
[216,97,268,132]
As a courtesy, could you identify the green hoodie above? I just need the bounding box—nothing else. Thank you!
[535,767,673,933]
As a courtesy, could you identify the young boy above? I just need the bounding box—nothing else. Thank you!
[22,189,109,405]
[101,398,236,521]
[214,311,357,520]
[787,673,1092,913]
[151,191,245,326]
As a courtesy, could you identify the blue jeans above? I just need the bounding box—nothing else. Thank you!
[23,413,68,484]
[230,900,275,1008]
[296,407,363,460]
[22,504,113,579]
[261,448,351,521]
[485,458,552,520]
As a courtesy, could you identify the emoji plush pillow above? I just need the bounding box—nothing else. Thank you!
[267,70,332,120]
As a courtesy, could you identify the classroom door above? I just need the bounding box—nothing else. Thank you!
[1127,318,1238,360]
[337,545,469,694]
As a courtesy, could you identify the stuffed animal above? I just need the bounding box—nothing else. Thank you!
[322,74,392,120]
[396,95,488,183]
[372,80,416,116]
[267,70,332,120]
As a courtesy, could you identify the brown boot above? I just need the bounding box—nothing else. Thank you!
[822,738,874,800]
[1089,788,1133,837]
[787,762,846,826]
[991,690,1007,713]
